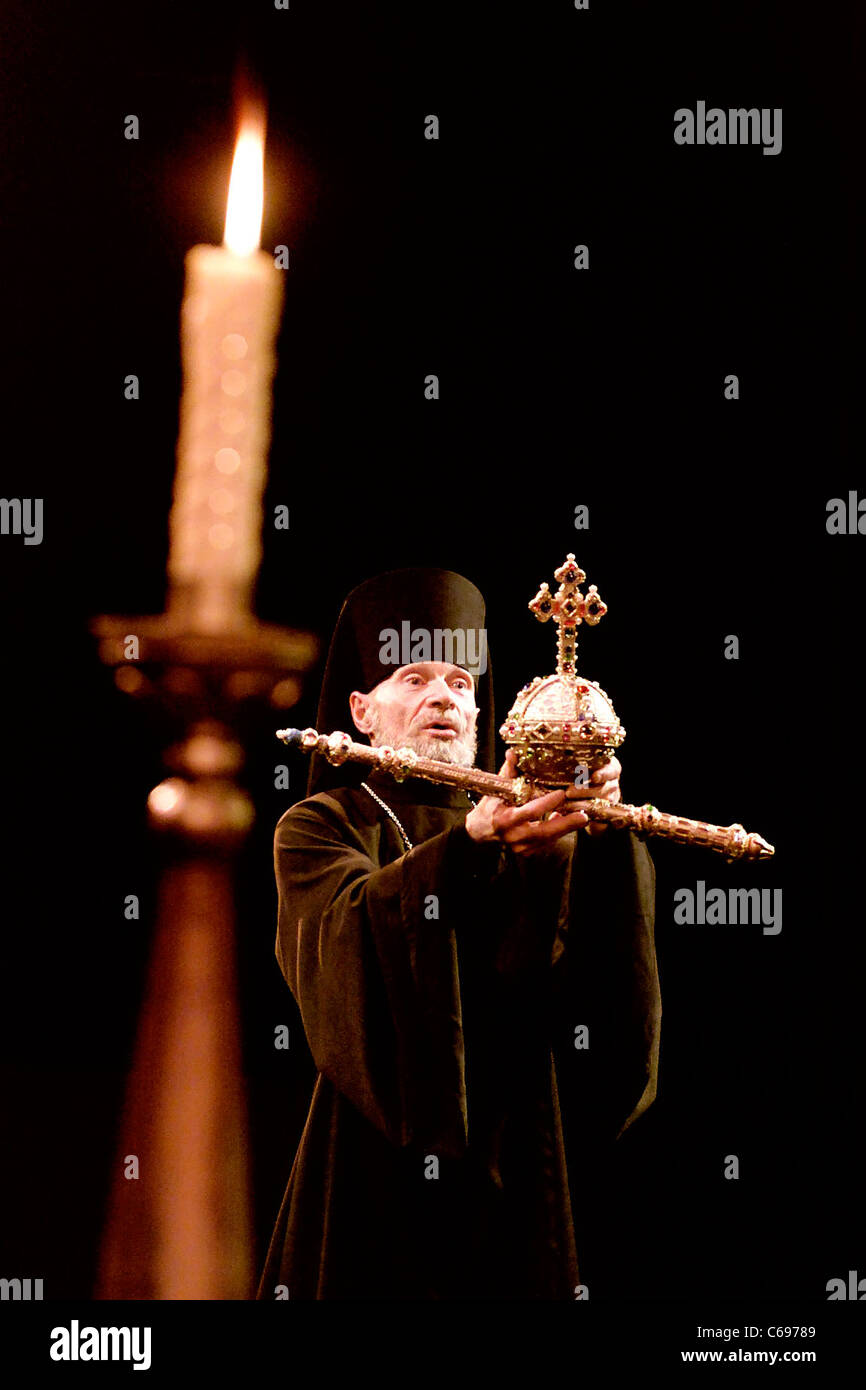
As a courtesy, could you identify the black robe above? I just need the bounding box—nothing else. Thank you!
[256,769,660,1300]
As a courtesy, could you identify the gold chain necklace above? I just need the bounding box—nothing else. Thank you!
[361,781,477,853]
[361,782,414,851]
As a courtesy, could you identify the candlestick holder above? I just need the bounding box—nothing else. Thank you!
[90,604,317,1300]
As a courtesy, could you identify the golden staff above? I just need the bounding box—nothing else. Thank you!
[275,726,774,863]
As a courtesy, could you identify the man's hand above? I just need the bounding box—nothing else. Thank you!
[563,755,622,838]
[465,749,590,856]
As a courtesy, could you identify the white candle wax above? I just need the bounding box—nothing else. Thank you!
[168,243,283,630]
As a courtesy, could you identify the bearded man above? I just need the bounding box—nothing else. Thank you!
[257,567,660,1300]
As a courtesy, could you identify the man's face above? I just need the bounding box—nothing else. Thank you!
[349,662,479,767]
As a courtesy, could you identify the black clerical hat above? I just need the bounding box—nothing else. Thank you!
[307,567,495,795]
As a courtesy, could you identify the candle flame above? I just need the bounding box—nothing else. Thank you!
[224,116,265,255]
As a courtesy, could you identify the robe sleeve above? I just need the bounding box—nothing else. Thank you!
[553,828,661,1142]
[272,794,503,1157]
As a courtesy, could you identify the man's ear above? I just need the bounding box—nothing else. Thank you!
[349,690,373,734]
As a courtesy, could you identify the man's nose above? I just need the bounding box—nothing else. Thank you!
[424,679,457,706]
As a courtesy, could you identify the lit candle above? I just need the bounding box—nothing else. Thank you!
[167,110,284,630]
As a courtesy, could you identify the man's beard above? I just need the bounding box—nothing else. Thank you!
[365,704,477,768]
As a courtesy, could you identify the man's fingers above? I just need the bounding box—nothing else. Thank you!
[564,757,622,795]
[592,756,621,782]
[566,780,620,804]
[583,756,621,783]
[497,748,519,779]
[496,788,568,827]
[503,808,589,845]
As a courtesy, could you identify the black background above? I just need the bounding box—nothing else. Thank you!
[0,0,862,1321]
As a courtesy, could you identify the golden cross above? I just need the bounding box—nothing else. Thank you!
[528,553,608,679]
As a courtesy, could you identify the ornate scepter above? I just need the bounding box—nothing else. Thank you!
[275,726,772,862]
[276,555,775,864]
